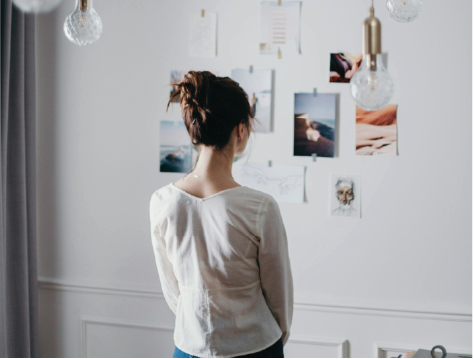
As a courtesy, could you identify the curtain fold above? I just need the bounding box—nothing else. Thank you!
[0,0,38,357]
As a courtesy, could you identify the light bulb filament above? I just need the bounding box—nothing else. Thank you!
[80,14,86,27]
[370,73,377,90]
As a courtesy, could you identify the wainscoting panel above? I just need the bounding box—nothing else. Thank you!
[38,277,472,358]
[374,342,418,358]
[285,335,348,358]
[374,341,472,358]
[80,316,174,358]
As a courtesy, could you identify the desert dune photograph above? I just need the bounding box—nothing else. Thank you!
[355,104,398,156]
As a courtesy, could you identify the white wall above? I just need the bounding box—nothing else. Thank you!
[36,0,472,357]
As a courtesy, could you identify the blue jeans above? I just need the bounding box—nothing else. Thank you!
[173,337,284,358]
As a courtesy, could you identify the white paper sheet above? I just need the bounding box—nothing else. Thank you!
[260,1,301,55]
[329,174,361,218]
[237,163,305,203]
[188,13,217,58]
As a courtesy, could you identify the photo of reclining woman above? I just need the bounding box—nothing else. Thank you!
[329,53,362,83]
[293,93,337,158]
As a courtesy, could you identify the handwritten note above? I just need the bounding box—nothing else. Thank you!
[260,2,301,55]
[188,13,217,58]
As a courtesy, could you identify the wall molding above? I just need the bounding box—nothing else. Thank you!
[39,276,471,323]
[79,315,348,358]
[294,295,471,322]
[289,334,349,358]
[40,276,163,299]
[80,315,174,358]
[374,341,472,358]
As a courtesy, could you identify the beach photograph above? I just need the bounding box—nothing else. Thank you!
[355,104,398,156]
[231,68,273,132]
[160,120,192,173]
[330,53,362,83]
[294,93,336,158]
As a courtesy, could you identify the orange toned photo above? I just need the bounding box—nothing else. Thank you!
[355,104,398,156]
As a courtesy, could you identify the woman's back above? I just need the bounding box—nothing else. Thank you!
[151,71,293,358]
[150,183,293,357]
[153,182,281,288]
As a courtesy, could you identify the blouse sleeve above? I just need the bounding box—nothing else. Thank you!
[256,196,294,346]
[150,194,180,315]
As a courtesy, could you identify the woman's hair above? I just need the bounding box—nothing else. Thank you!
[167,71,253,150]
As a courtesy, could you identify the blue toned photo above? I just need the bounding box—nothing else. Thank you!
[293,93,337,158]
[160,120,192,173]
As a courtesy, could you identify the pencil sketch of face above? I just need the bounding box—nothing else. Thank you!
[336,180,354,206]
[330,175,360,218]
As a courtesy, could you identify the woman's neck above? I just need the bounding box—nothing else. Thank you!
[173,140,240,197]
[192,144,235,180]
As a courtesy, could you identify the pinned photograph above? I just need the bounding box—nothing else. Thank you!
[294,93,336,158]
[160,121,192,173]
[356,104,398,156]
[188,12,217,58]
[330,175,360,218]
[260,1,301,55]
[169,71,187,103]
[231,68,273,133]
[330,53,362,83]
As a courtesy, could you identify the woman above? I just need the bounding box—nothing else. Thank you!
[149,71,293,358]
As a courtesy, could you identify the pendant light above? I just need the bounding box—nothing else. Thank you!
[350,1,394,111]
[64,0,103,46]
[12,0,62,13]
[386,0,423,23]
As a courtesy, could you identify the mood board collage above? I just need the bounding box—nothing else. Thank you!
[159,2,398,219]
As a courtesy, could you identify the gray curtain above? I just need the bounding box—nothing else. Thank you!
[0,0,38,357]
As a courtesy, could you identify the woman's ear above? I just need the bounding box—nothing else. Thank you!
[234,125,240,140]
[239,122,245,139]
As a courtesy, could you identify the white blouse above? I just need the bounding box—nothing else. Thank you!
[149,183,294,358]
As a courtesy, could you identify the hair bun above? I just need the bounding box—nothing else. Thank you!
[167,70,252,149]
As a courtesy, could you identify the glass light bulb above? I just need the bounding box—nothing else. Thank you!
[64,0,102,46]
[386,0,423,23]
[350,54,394,111]
[12,0,62,13]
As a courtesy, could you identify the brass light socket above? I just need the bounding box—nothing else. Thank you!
[79,0,89,11]
[363,6,382,56]
[365,54,378,71]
